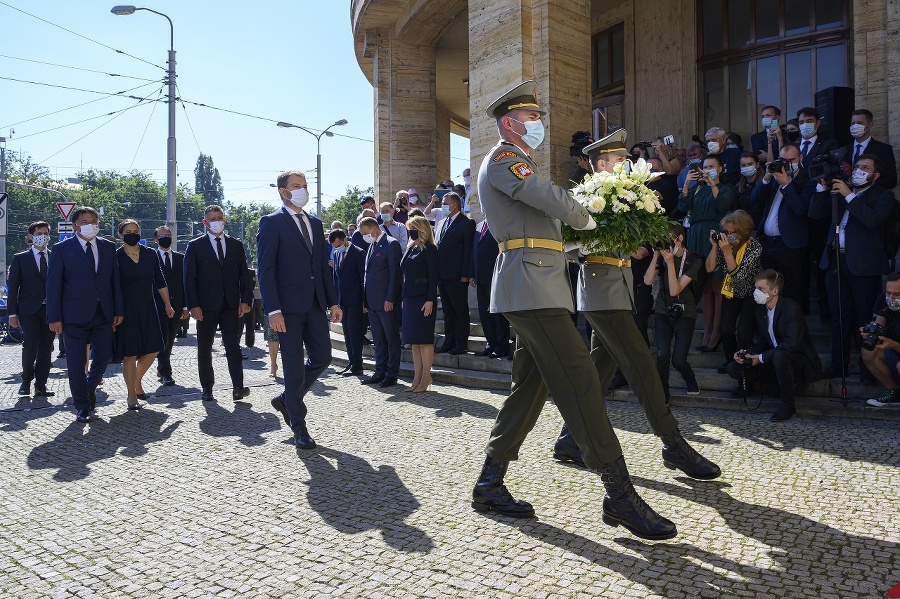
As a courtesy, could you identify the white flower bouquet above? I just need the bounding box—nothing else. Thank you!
[563,158,673,255]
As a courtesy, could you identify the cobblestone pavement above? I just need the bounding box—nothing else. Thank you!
[0,331,898,598]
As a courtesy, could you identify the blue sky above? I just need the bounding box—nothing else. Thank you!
[0,1,469,209]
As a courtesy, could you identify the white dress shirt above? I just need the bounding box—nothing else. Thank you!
[762,187,785,237]
[75,234,99,272]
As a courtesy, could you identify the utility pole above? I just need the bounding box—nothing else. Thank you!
[1,137,7,279]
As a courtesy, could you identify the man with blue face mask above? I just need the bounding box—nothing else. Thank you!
[379,202,408,246]
[839,109,897,190]
[863,272,900,407]
[795,107,839,172]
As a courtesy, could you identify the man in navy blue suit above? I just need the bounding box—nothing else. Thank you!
[258,171,341,449]
[7,221,56,397]
[469,219,510,358]
[46,207,124,422]
[435,192,475,355]
[809,154,897,379]
[357,216,402,388]
[839,109,897,190]
[751,143,815,304]
[329,229,366,376]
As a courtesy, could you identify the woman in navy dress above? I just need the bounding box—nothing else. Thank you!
[400,215,439,392]
[115,220,174,409]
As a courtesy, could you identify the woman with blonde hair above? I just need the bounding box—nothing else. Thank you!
[705,209,762,377]
[400,215,439,392]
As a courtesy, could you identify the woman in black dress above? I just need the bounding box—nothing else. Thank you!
[116,220,174,409]
[400,215,439,392]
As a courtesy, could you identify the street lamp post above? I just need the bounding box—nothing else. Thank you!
[276,119,348,218]
[111,5,177,247]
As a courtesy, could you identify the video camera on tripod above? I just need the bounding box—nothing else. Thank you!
[808,148,851,184]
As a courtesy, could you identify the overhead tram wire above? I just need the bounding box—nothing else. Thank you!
[130,87,165,169]
[176,85,203,155]
[39,90,162,164]
[0,54,159,82]
[0,1,164,71]
[0,76,164,99]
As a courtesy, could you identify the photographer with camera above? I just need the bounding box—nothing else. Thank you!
[863,272,900,406]
[751,143,815,305]
[676,143,708,191]
[809,154,897,380]
[392,190,411,224]
[727,270,821,421]
[645,223,703,400]
[704,210,762,379]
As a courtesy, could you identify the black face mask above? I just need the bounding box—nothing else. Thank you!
[157,236,172,249]
[409,229,420,241]
[786,130,800,143]
[123,233,141,246]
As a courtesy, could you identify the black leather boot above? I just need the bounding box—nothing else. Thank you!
[552,425,585,468]
[601,456,677,540]
[471,456,535,518]
[660,430,721,480]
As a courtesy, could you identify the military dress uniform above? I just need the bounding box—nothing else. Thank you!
[470,81,676,541]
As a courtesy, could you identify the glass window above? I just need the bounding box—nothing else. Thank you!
[595,32,610,90]
[817,43,847,90]
[611,28,625,83]
[704,68,726,125]
[729,62,753,141]
[815,0,844,30]
[755,0,780,41]
[784,0,811,37]
[785,50,812,117]
[756,55,782,110]
[728,0,752,49]
[592,25,625,94]
[702,0,724,54]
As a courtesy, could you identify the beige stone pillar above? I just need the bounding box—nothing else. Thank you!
[372,30,439,204]
[435,104,451,184]
[532,0,592,188]
[468,0,533,221]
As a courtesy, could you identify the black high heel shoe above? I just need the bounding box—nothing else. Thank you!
[697,339,722,353]
[127,402,143,411]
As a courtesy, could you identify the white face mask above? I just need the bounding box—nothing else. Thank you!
[441,205,451,216]
[850,168,871,187]
[799,123,816,139]
[707,141,720,154]
[753,288,769,305]
[849,123,867,139]
[761,117,773,129]
[740,166,757,177]
[32,234,50,249]
[706,168,719,180]
[207,220,225,235]
[362,233,375,244]
[510,117,545,149]
[463,175,471,185]
[79,224,100,240]
[289,188,309,208]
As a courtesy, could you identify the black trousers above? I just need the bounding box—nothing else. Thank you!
[759,236,806,305]
[654,314,697,397]
[156,311,181,377]
[438,278,469,351]
[632,281,653,346]
[195,305,244,392]
[19,305,55,387]
[726,349,812,406]
[341,303,365,369]
[276,309,331,433]
[63,304,112,409]
[720,295,757,365]
[244,302,256,347]
[826,254,882,371]
[475,281,510,355]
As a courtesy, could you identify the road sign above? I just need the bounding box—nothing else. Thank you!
[0,192,7,236]
[58,221,74,234]
[57,201,76,221]
[59,234,73,242]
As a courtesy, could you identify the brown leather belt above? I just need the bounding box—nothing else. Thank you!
[497,238,565,253]
[584,255,631,268]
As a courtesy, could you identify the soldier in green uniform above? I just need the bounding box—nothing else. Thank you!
[551,130,721,481]
[470,81,677,541]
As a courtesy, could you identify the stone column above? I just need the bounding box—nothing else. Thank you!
[372,30,439,204]
[468,0,533,221]
[435,104,451,184]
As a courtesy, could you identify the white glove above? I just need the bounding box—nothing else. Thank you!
[573,217,597,231]
[563,241,580,253]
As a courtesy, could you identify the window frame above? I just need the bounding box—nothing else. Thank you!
[592,24,626,95]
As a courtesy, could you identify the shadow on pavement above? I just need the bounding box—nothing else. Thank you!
[383,387,499,420]
[199,400,280,446]
[26,408,181,482]
[298,446,434,554]
[0,396,59,431]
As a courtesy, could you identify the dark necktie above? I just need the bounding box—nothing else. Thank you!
[442,216,452,239]
[853,143,862,164]
[335,251,343,272]
[39,251,47,280]
[85,241,95,272]
[801,140,810,160]
[215,236,225,265]
[164,251,172,271]
[295,213,313,252]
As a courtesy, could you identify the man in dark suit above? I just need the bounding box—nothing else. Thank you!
[7,221,56,397]
[357,216,402,388]
[751,143,815,304]
[46,207,124,422]
[435,192,475,355]
[727,270,822,422]
[329,229,366,376]
[153,225,187,386]
[469,219,510,358]
[840,109,897,190]
[750,105,782,162]
[258,171,341,448]
[809,154,897,379]
[350,208,375,251]
[796,107,839,169]
[184,205,253,402]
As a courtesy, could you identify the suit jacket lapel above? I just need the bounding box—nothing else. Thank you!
[281,208,313,255]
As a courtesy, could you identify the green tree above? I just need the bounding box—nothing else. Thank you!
[322,185,373,230]
[3,152,61,255]
[194,153,224,203]
[222,200,277,264]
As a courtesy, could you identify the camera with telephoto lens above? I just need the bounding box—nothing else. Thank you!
[767,158,789,173]
[666,303,685,321]
[637,141,653,149]
[861,322,886,352]
[808,148,849,184]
